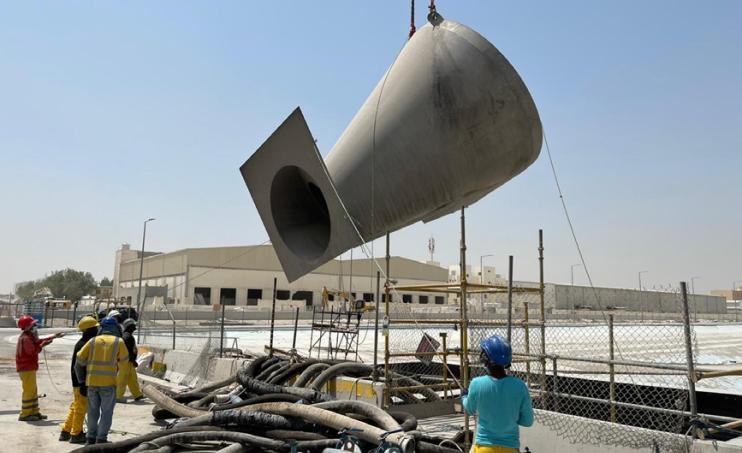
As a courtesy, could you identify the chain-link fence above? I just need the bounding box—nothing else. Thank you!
[382,282,703,452]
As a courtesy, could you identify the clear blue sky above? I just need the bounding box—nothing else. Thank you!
[1,1,740,295]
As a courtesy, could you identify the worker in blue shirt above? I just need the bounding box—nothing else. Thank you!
[462,335,534,453]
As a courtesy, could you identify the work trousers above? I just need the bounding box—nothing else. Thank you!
[18,370,40,417]
[86,386,116,441]
[62,387,88,435]
[116,361,142,399]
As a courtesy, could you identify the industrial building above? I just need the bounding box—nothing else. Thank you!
[113,244,449,307]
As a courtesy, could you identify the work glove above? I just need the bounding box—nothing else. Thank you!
[79,385,87,397]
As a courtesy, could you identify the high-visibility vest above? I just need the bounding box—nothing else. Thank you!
[76,334,128,387]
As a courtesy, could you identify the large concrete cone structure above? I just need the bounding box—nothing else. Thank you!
[241,19,542,282]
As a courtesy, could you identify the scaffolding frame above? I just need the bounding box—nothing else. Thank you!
[308,305,364,361]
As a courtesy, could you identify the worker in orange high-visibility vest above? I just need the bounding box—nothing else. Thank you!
[75,316,128,445]
[15,315,63,421]
[59,316,99,444]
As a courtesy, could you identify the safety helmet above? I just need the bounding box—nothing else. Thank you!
[17,315,37,331]
[108,309,121,318]
[480,335,512,367]
[78,316,99,331]
[101,316,119,327]
[122,318,137,330]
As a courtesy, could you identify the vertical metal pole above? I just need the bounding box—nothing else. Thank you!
[523,302,531,387]
[384,232,391,408]
[219,303,225,358]
[507,255,514,343]
[539,229,547,404]
[71,303,77,328]
[680,281,698,421]
[440,332,449,399]
[269,277,277,357]
[373,271,381,380]
[292,307,300,350]
[552,356,559,412]
[609,314,616,423]
[136,219,154,322]
[172,321,176,350]
[459,207,471,452]
[349,249,354,309]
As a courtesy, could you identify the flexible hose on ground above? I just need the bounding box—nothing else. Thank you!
[255,362,284,381]
[173,409,299,430]
[241,355,269,378]
[267,361,316,385]
[233,402,412,448]
[388,410,418,431]
[68,426,226,453]
[417,441,465,453]
[263,429,328,441]
[177,375,237,399]
[144,384,207,418]
[293,362,331,387]
[236,374,329,402]
[212,392,301,411]
[313,400,400,431]
[215,444,251,453]
[309,363,372,391]
[127,431,286,452]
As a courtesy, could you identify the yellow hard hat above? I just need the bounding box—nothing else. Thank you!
[78,316,99,331]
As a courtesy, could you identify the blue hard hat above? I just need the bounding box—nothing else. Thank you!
[101,316,118,327]
[480,335,512,366]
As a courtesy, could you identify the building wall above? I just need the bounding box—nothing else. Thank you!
[553,284,727,314]
[115,244,449,306]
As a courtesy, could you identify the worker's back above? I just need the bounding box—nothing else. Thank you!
[463,375,533,449]
[77,333,126,387]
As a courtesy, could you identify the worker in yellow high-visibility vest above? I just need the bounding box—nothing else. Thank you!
[59,316,99,444]
[75,316,128,445]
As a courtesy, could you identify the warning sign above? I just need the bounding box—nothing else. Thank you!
[416,333,441,366]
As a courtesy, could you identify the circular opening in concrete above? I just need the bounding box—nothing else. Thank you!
[270,166,331,260]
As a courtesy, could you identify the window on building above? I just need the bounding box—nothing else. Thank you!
[247,288,262,306]
[435,296,445,305]
[327,293,335,301]
[419,295,429,304]
[276,290,290,300]
[292,291,314,307]
[383,293,392,303]
[194,287,211,305]
[220,288,236,305]
[350,292,357,301]
[363,292,374,302]
[402,294,412,304]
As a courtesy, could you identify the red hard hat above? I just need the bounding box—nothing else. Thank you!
[18,315,37,331]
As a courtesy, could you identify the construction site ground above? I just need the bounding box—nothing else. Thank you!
[0,327,163,452]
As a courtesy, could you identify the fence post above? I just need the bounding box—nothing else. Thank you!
[373,271,381,380]
[292,306,300,350]
[219,303,226,358]
[552,356,559,412]
[523,301,531,387]
[440,332,449,399]
[507,255,513,343]
[680,282,698,423]
[609,314,616,423]
[459,207,471,453]
[269,277,277,357]
[71,303,77,328]
[538,229,547,404]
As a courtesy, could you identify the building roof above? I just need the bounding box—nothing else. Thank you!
[118,244,447,282]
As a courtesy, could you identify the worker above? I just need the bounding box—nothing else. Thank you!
[15,315,63,421]
[59,316,99,443]
[116,318,144,403]
[462,335,533,453]
[107,309,124,335]
[75,316,128,445]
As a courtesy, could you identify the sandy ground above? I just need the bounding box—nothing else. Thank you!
[0,327,171,453]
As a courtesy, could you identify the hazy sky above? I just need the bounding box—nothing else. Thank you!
[1,1,740,295]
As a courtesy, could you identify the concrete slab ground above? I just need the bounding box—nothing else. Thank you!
[0,327,165,453]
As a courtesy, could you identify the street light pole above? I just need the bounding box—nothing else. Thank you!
[135,218,156,319]
[638,271,648,321]
[570,263,582,286]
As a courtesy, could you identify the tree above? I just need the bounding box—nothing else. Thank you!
[16,269,99,302]
[100,277,113,287]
